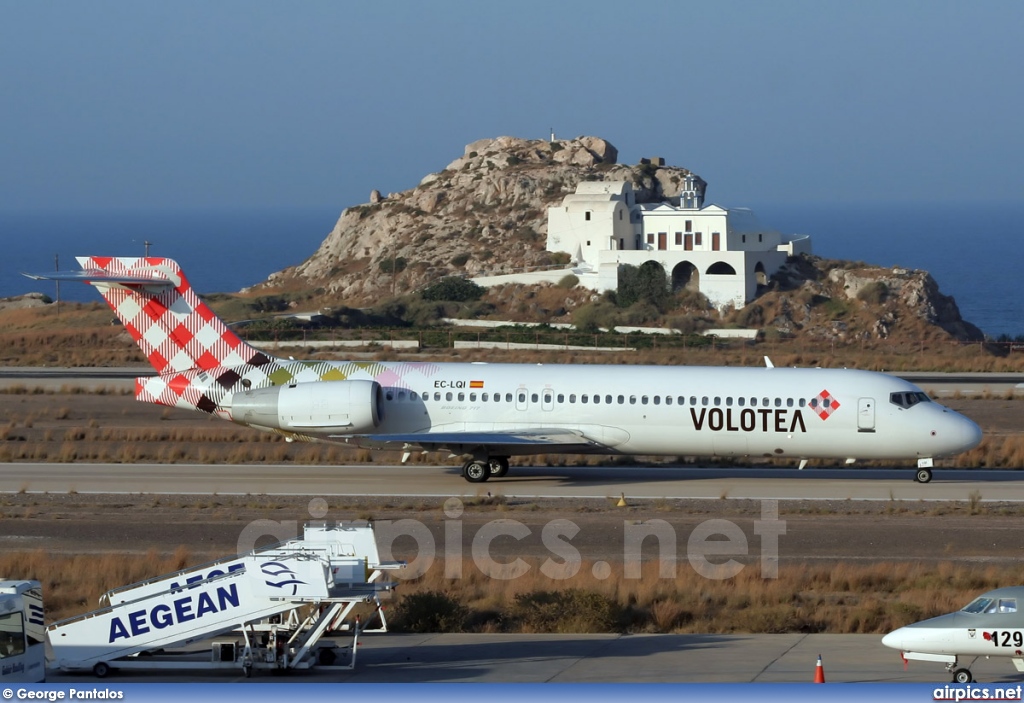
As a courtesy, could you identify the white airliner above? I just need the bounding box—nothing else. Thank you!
[883,586,1024,683]
[26,257,982,483]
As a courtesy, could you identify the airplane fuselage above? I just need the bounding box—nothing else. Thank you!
[212,360,979,463]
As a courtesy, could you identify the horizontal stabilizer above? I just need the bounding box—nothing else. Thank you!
[23,268,175,286]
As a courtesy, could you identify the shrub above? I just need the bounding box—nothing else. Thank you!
[557,274,579,289]
[617,302,661,326]
[572,301,617,332]
[420,277,485,302]
[617,263,671,311]
[822,298,850,319]
[379,257,407,274]
[550,252,572,266]
[511,590,621,633]
[857,281,889,305]
[401,299,445,326]
[251,296,289,313]
[513,227,540,244]
[391,591,468,632]
[674,288,711,311]
[736,304,765,328]
[668,315,702,335]
[450,253,471,267]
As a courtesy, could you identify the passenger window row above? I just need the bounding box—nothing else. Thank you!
[382,389,811,408]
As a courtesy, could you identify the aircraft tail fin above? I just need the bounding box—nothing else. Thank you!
[35,257,271,375]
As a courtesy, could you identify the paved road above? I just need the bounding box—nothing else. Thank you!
[45,632,1020,683]
[2,462,1022,500]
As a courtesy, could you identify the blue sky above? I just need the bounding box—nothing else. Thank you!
[2,0,1021,211]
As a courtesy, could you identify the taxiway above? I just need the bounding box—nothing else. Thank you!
[2,462,1022,500]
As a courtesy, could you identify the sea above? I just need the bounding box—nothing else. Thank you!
[1,203,1022,338]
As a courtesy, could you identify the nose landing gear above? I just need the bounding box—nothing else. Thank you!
[915,458,934,483]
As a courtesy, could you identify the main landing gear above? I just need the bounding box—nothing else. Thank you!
[462,457,509,483]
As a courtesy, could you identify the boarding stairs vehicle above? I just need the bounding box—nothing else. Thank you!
[47,523,403,677]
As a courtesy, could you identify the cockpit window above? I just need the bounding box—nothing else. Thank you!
[962,597,994,614]
[961,597,1017,614]
[890,391,931,409]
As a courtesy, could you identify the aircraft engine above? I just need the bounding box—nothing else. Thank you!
[229,380,384,434]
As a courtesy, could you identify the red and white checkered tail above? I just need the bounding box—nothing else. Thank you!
[77,256,267,375]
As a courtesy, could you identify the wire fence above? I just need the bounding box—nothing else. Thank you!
[242,326,1024,357]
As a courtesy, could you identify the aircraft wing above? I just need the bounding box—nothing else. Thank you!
[335,428,601,453]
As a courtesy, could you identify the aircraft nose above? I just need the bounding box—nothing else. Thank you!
[881,628,905,650]
[946,413,983,454]
[932,410,983,457]
[961,416,983,452]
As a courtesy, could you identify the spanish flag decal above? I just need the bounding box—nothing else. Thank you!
[470,380,484,389]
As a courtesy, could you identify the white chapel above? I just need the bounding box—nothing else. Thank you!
[544,178,811,309]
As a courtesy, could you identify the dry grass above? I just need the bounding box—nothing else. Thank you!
[0,549,193,621]
[952,434,1024,468]
[4,547,1004,634]
[385,557,1009,635]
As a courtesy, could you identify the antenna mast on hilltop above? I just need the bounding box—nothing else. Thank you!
[549,128,556,142]
[133,239,153,257]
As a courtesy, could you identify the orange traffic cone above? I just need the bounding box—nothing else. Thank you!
[814,654,826,683]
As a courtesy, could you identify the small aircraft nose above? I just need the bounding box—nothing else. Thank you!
[881,628,905,650]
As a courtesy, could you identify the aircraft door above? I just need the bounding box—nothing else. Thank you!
[858,397,875,431]
[542,389,554,412]
[516,388,529,412]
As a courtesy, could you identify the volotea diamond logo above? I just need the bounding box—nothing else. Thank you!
[812,389,840,420]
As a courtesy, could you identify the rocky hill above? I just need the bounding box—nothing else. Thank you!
[259,136,696,301]
[739,256,983,342]
[256,135,983,343]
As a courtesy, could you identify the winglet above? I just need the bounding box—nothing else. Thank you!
[764,356,774,368]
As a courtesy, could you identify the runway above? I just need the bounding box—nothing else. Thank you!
[2,461,1022,501]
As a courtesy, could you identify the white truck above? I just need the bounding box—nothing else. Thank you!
[0,580,46,683]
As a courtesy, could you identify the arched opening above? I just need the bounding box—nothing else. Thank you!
[706,261,737,275]
[672,261,700,292]
[754,261,768,285]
